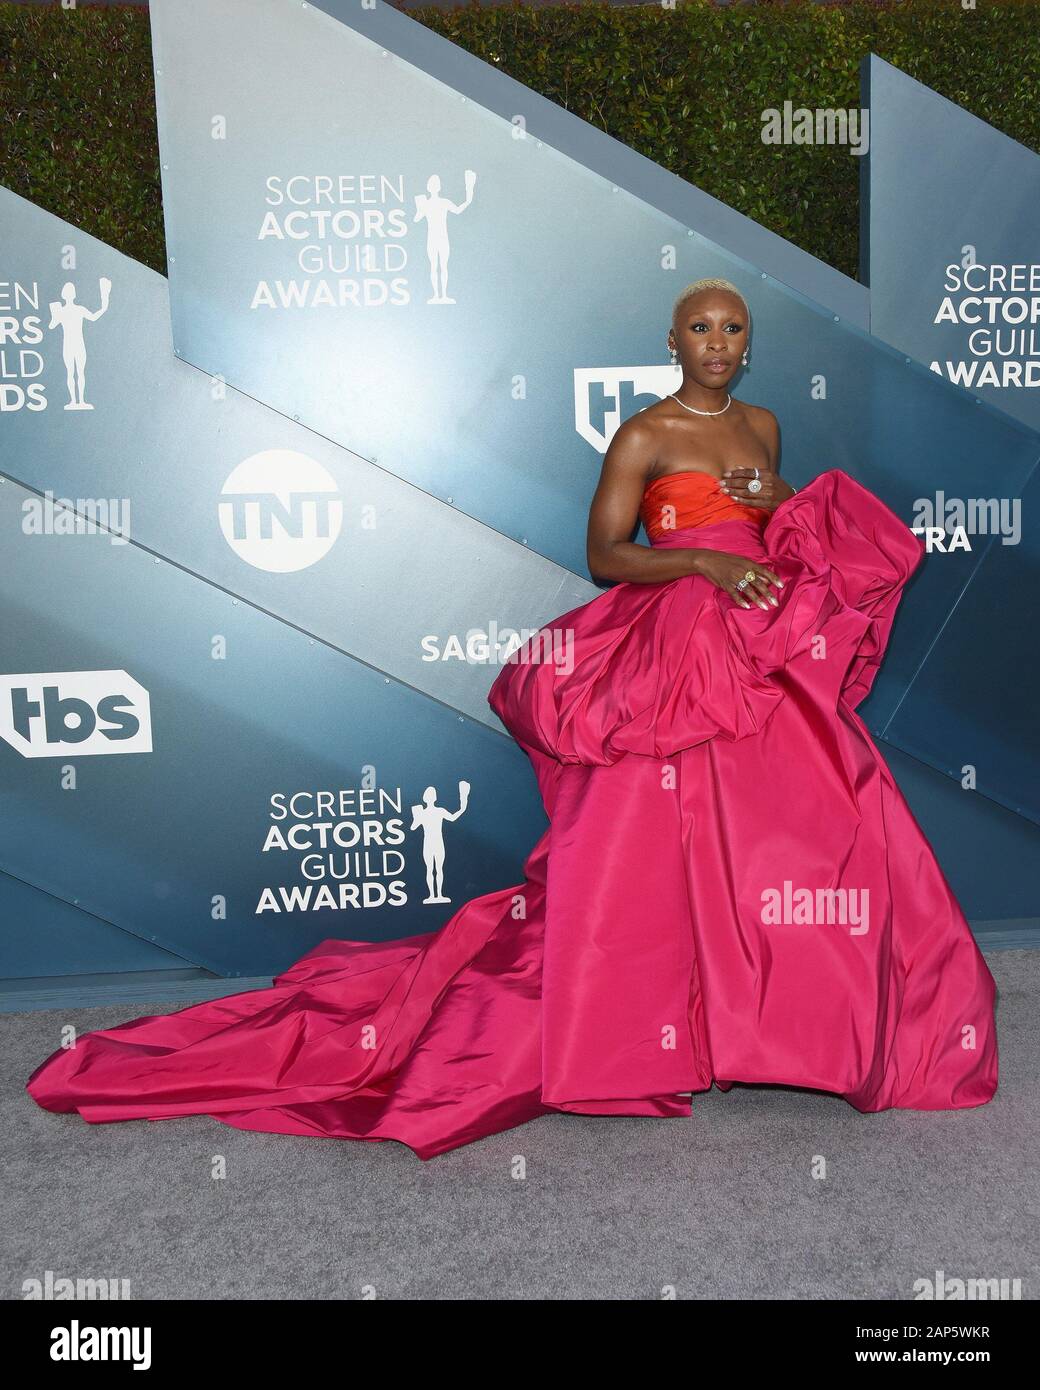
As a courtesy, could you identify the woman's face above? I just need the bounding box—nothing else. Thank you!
[668,292,748,389]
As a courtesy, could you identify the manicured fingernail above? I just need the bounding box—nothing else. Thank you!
[759,601,768,610]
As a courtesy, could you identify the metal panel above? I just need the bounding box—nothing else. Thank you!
[864,53,1040,434]
[884,464,1040,823]
[147,1,1038,758]
[148,0,877,579]
[3,8,1039,988]
[0,186,592,736]
[0,476,549,974]
[0,869,193,978]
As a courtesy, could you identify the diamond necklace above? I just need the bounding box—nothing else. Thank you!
[670,391,732,417]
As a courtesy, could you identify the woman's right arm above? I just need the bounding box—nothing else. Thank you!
[585,417,783,608]
[585,415,711,585]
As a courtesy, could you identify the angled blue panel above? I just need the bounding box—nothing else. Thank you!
[0,870,195,978]
[855,391,1039,731]
[147,0,882,582]
[0,476,548,976]
[0,184,593,735]
[884,464,1040,824]
[877,743,1040,927]
[2,9,1037,992]
[864,54,1040,434]
[147,2,1038,774]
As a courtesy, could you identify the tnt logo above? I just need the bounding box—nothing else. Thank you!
[0,671,152,758]
[218,449,343,572]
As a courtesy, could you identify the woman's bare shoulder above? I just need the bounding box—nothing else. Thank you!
[739,400,779,430]
[608,402,668,450]
[739,401,780,459]
[616,397,676,446]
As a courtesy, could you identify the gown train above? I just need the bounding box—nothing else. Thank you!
[25,468,999,1158]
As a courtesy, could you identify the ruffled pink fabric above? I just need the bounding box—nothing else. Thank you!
[493,468,920,765]
[26,469,998,1158]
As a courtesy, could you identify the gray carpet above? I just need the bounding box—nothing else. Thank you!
[5,949,1036,1300]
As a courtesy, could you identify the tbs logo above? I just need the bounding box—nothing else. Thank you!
[0,671,152,758]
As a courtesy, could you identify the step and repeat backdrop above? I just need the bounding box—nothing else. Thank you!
[1,0,1037,981]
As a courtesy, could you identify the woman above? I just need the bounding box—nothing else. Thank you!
[26,279,999,1159]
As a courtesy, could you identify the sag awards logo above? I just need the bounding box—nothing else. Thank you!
[933,260,1040,390]
[257,780,472,915]
[573,365,679,452]
[0,671,152,758]
[218,449,343,572]
[252,171,477,309]
[0,276,112,412]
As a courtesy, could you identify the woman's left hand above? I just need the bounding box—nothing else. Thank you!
[719,468,796,511]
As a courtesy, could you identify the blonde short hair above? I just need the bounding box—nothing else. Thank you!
[673,277,750,327]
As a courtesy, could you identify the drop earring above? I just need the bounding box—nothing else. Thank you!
[741,350,749,366]
[669,345,678,367]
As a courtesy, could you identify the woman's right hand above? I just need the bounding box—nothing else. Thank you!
[690,550,784,610]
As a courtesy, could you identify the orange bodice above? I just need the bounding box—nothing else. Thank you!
[639,470,769,542]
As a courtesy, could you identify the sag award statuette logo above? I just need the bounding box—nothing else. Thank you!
[254,170,477,309]
[414,171,477,305]
[50,277,112,409]
[0,275,113,414]
[259,780,472,915]
[411,779,471,903]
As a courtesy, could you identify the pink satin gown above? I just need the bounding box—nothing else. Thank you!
[26,468,999,1158]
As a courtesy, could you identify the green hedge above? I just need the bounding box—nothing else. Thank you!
[1,0,1037,279]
